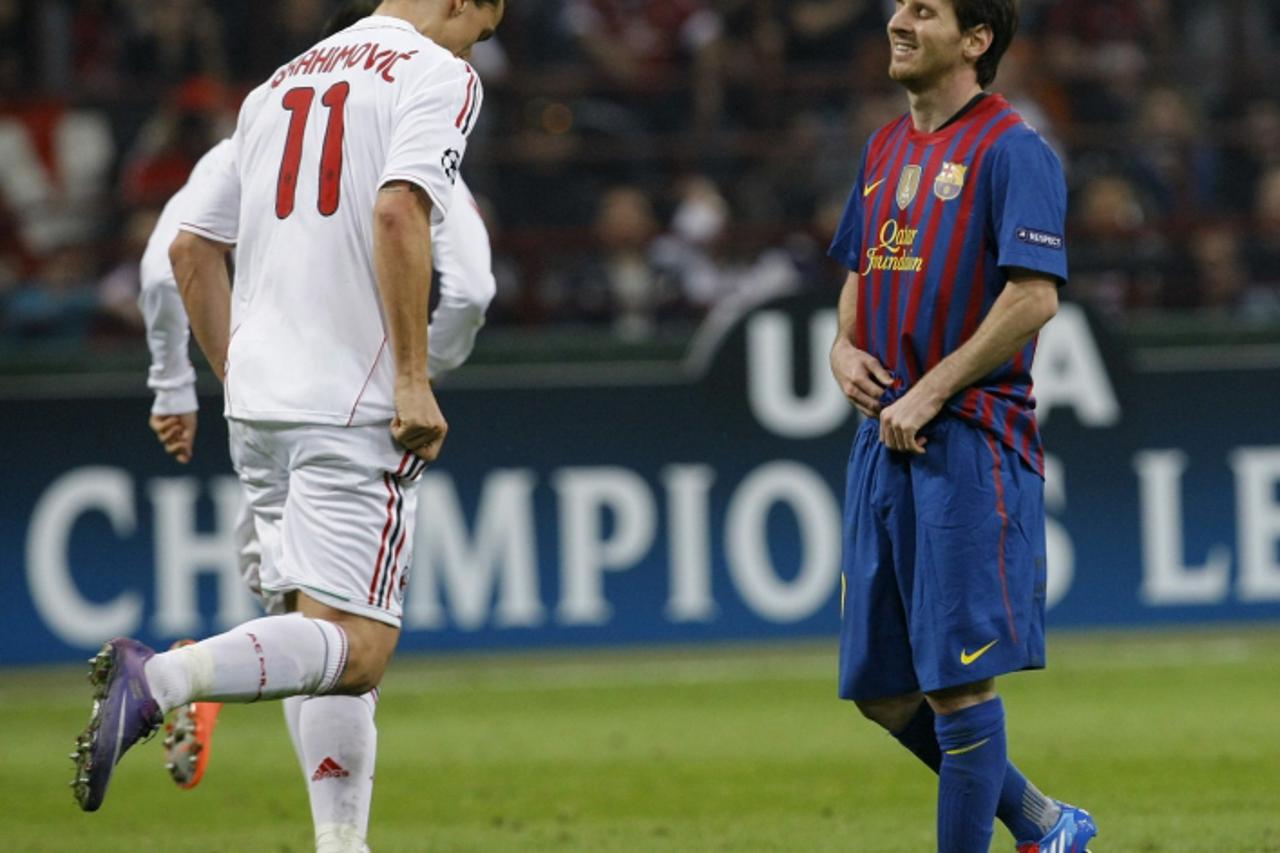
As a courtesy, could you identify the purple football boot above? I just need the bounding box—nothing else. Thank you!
[70,638,164,811]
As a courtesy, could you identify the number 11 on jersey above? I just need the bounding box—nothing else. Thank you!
[276,82,350,219]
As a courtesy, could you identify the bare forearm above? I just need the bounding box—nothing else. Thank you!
[834,272,859,346]
[170,232,232,383]
[918,276,1058,401]
[373,185,433,385]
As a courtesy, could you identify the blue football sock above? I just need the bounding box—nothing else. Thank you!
[892,701,942,771]
[997,761,1061,843]
[934,696,1007,853]
[893,700,1058,844]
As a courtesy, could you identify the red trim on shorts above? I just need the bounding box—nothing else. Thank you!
[368,453,413,605]
[983,432,1019,644]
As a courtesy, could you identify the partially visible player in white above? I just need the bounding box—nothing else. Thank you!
[74,3,506,851]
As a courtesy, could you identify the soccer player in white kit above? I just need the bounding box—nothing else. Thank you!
[141,138,496,825]
[71,3,506,851]
[140,146,496,754]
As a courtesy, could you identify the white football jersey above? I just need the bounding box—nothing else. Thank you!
[180,16,483,425]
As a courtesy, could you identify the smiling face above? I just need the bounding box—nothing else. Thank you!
[887,0,980,93]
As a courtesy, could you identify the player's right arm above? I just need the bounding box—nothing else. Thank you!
[171,118,243,386]
[375,57,485,459]
[374,182,447,463]
[830,271,893,419]
[170,232,233,384]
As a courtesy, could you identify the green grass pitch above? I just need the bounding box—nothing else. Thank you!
[2,627,1279,851]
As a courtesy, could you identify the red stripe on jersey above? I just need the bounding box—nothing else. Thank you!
[953,114,1023,347]
[346,338,387,426]
[1022,411,1037,472]
[863,120,914,356]
[905,117,992,381]
[858,117,911,352]
[979,383,998,432]
[896,137,962,379]
[454,69,476,129]
[983,431,1019,643]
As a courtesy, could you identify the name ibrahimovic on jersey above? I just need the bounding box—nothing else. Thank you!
[272,40,421,88]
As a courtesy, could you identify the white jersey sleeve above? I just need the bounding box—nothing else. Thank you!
[140,139,237,415]
[382,61,481,225]
[175,131,242,246]
[429,179,495,378]
[179,16,483,426]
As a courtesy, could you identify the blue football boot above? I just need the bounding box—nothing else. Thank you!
[1016,801,1097,853]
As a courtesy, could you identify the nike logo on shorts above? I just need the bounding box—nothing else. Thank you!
[960,639,999,666]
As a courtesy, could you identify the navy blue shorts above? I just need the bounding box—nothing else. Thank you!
[838,416,1047,701]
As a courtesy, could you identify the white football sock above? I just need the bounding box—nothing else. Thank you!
[301,691,379,853]
[283,694,308,775]
[144,614,347,714]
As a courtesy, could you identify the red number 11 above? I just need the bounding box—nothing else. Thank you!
[276,82,350,219]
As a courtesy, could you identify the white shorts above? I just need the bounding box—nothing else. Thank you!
[228,419,427,627]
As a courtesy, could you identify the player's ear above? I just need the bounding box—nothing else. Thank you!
[963,24,993,64]
[449,0,470,17]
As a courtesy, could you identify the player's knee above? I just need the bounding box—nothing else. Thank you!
[924,679,996,716]
[327,618,399,695]
[334,640,394,694]
[855,693,923,732]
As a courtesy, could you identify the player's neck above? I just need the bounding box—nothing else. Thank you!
[373,0,437,39]
[905,76,984,134]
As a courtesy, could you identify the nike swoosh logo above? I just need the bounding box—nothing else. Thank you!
[111,685,128,768]
[960,639,999,666]
[864,178,886,197]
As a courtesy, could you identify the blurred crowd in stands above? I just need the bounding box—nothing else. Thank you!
[1,0,1278,350]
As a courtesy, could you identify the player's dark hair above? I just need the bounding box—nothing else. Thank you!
[322,0,379,39]
[951,0,1019,88]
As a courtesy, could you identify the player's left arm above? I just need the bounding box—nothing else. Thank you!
[427,180,495,379]
[879,273,1058,453]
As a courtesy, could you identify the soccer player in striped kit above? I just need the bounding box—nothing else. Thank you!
[71,3,504,852]
[828,1,1096,851]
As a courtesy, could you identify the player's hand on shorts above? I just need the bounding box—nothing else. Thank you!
[149,412,197,464]
[830,337,893,419]
[879,384,943,455]
[391,381,448,463]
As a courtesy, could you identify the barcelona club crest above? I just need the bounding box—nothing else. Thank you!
[896,165,922,210]
[933,162,967,202]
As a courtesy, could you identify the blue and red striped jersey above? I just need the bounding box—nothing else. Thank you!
[828,94,1067,475]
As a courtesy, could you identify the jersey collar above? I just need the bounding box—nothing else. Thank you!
[904,93,1009,146]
